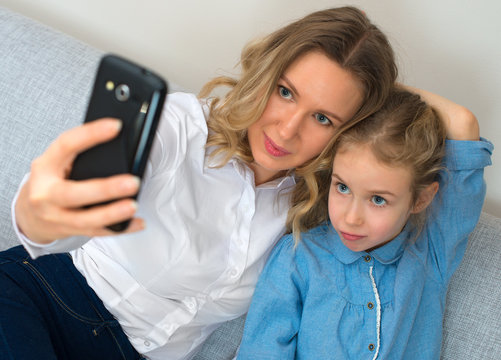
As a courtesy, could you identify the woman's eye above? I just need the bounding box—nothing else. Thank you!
[315,113,332,126]
[278,85,292,99]
[336,183,350,195]
[371,195,387,207]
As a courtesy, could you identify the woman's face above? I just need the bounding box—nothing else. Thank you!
[247,51,364,185]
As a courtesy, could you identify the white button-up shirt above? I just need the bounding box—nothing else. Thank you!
[14,92,295,359]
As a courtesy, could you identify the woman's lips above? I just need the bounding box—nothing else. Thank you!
[340,231,365,241]
[264,134,291,157]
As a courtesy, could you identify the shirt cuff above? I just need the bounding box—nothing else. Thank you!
[444,138,493,171]
[11,173,90,258]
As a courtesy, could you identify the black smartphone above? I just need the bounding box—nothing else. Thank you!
[69,54,168,232]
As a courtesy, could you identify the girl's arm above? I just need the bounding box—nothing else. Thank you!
[237,236,302,359]
[403,86,492,282]
[402,85,479,140]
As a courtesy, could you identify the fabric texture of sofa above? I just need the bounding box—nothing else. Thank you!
[0,6,500,359]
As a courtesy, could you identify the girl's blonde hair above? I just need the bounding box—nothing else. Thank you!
[199,7,398,235]
[301,88,447,238]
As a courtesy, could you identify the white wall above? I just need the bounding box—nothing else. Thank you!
[1,0,500,216]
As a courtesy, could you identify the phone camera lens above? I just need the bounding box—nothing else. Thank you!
[115,84,130,102]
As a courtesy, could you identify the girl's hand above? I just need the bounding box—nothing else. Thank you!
[400,85,479,141]
[15,118,145,244]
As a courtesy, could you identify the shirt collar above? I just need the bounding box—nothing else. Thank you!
[328,225,363,264]
[229,157,296,190]
[328,222,410,265]
[370,225,410,264]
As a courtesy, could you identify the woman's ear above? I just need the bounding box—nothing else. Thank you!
[411,182,439,214]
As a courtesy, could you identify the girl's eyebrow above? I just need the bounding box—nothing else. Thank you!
[331,173,344,183]
[281,75,343,123]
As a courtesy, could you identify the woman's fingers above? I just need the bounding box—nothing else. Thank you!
[43,118,122,173]
[50,198,140,234]
[51,175,140,208]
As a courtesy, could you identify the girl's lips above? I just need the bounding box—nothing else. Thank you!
[264,134,291,157]
[340,231,365,241]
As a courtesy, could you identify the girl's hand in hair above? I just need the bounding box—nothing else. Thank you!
[399,84,479,141]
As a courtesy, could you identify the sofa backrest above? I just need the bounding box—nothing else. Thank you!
[0,6,102,249]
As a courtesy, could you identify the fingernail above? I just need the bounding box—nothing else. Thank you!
[123,176,140,191]
[131,176,141,189]
[104,118,122,132]
[123,200,138,215]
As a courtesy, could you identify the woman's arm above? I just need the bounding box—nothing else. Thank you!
[15,118,144,245]
[402,85,479,141]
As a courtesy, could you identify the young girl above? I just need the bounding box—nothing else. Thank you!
[237,88,493,359]
[1,7,397,360]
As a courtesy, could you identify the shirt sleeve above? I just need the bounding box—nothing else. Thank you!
[237,235,303,360]
[426,138,493,282]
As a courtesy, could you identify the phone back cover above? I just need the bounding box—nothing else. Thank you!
[70,55,167,181]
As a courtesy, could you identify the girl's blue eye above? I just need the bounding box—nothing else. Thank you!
[371,195,387,207]
[315,113,332,125]
[278,86,292,99]
[336,183,350,195]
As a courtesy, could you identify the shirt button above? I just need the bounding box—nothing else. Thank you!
[364,255,372,262]
[368,343,375,351]
[230,268,238,277]
[144,340,151,347]
[367,302,374,310]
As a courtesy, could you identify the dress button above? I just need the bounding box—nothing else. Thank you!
[367,302,374,310]
[364,255,372,262]
[368,343,375,351]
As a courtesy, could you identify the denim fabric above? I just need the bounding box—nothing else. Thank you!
[0,245,143,360]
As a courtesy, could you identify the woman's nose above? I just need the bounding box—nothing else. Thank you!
[277,111,303,140]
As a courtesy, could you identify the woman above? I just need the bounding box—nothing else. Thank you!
[2,7,396,360]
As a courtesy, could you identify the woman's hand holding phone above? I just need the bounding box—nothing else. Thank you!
[15,118,145,245]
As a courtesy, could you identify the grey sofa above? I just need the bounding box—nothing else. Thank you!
[0,6,500,360]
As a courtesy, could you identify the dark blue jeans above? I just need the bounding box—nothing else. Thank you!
[0,245,143,360]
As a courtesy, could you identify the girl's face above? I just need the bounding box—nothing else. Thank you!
[247,51,363,185]
[328,144,417,252]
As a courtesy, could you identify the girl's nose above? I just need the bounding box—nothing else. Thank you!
[345,200,364,226]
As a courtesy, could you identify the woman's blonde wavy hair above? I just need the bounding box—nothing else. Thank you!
[310,88,447,240]
[199,6,398,237]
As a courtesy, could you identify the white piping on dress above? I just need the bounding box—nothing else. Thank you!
[369,265,381,360]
